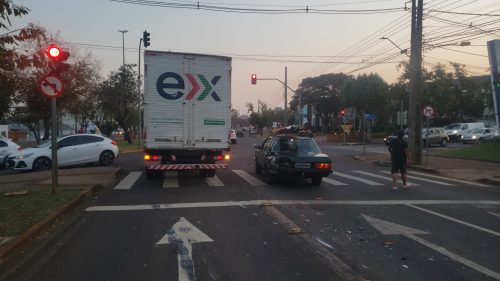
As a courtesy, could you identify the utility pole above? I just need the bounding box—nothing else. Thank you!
[408,0,424,165]
[138,38,143,149]
[284,66,288,126]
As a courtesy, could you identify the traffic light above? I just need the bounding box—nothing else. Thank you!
[494,72,500,89]
[251,74,257,84]
[46,44,70,74]
[143,30,150,48]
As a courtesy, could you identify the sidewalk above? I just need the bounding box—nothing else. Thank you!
[312,135,500,185]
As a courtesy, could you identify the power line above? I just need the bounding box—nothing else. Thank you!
[109,0,405,14]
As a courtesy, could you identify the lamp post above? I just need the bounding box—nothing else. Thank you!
[118,30,128,66]
[380,36,410,57]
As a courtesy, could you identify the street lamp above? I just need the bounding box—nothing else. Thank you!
[380,36,409,57]
[118,30,128,66]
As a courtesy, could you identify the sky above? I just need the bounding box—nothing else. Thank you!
[10,0,500,115]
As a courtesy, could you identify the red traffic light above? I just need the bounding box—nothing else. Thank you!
[46,44,70,62]
[251,74,257,84]
[45,44,70,74]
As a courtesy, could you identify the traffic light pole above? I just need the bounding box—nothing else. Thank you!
[255,75,297,127]
[138,38,143,149]
[51,97,58,193]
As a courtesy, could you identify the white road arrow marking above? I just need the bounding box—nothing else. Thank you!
[156,217,213,281]
[362,214,500,280]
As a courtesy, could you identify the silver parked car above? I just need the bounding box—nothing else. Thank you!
[462,127,497,143]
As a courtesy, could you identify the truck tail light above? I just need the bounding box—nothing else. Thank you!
[215,155,223,161]
[144,154,160,161]
[315,163,332,169]
[224,154,230,160]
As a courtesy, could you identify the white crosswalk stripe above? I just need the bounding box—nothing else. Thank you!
[205,175,224,187]
[323,177,348,186]
[118,168,484,189]
[353,171,420,186]
[233,170,266,186]
[163,171,179,188]
[380,171,455,186]
[113,171,142,190]
[407,171,489,187]
[332,171,384,186]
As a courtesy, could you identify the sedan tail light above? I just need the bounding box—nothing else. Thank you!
[111,140,118,145]
[315,163,332,169]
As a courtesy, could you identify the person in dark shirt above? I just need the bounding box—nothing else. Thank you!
[388,130,409,190]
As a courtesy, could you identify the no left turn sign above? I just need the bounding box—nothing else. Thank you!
[39,75,64,98]
[423,105,434,117]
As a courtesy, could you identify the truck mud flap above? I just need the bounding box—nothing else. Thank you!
[146,164,228,170]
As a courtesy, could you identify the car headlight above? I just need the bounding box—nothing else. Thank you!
[452,130,458,134]
[472,136,476,139]
[15,153,34,160]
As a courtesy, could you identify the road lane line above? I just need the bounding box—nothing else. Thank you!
[354,171,420,186]
[163,171,179,188]
[408,234,500,280]
[488,211,500,218]
[233,170,265,186]
[205,175,224,187]
[333,171,383,186]
[86,200,500,212]
[406,204,500,237]
[323,177,348,186]
[113,171,142,190]
[407,171,490,187]
[380,171,454,186]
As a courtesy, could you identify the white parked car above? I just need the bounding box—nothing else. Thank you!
[462,128,497,144]
[0,137,21,167]
[6,134,119,171]
[229,129,237,144]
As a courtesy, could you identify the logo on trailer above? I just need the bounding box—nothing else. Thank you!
[156,72,222,101]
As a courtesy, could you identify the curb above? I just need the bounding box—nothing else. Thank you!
[0,185,100,264]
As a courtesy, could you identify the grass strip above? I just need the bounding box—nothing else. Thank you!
[436,142,500,163]
[0,189,82,237]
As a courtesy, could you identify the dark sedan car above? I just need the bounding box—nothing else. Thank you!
[254,134,333,185]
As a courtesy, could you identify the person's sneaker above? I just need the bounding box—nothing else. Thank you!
[393,186,398,191]
[402,184,409,189]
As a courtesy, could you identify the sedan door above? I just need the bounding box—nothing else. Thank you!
[57,136,83,166]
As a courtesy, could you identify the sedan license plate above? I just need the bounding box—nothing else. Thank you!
[295,162,311,168]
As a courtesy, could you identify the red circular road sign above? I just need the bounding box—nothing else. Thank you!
[423,105,434,117]
[39,75,64,98]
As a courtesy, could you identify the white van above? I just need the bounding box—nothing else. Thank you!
[445,122,485,141]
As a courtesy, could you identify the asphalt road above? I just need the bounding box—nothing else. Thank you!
[8,134,500,281]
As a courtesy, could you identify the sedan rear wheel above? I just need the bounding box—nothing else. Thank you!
[262,165,275,184]
[99,151,115,166]
[255,161,262,175]
[33,157,51,171]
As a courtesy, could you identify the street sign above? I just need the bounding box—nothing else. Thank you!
[423,105,434,117]
[39,75,64,98]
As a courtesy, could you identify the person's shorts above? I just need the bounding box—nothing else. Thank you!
[391,161,406,174]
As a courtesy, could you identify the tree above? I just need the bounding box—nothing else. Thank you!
[97,64,139,143]
[291,73,351,130]
[0,0,45,119]
[342,73,390,135]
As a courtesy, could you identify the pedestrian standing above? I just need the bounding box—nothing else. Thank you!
[389,130,409,190]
